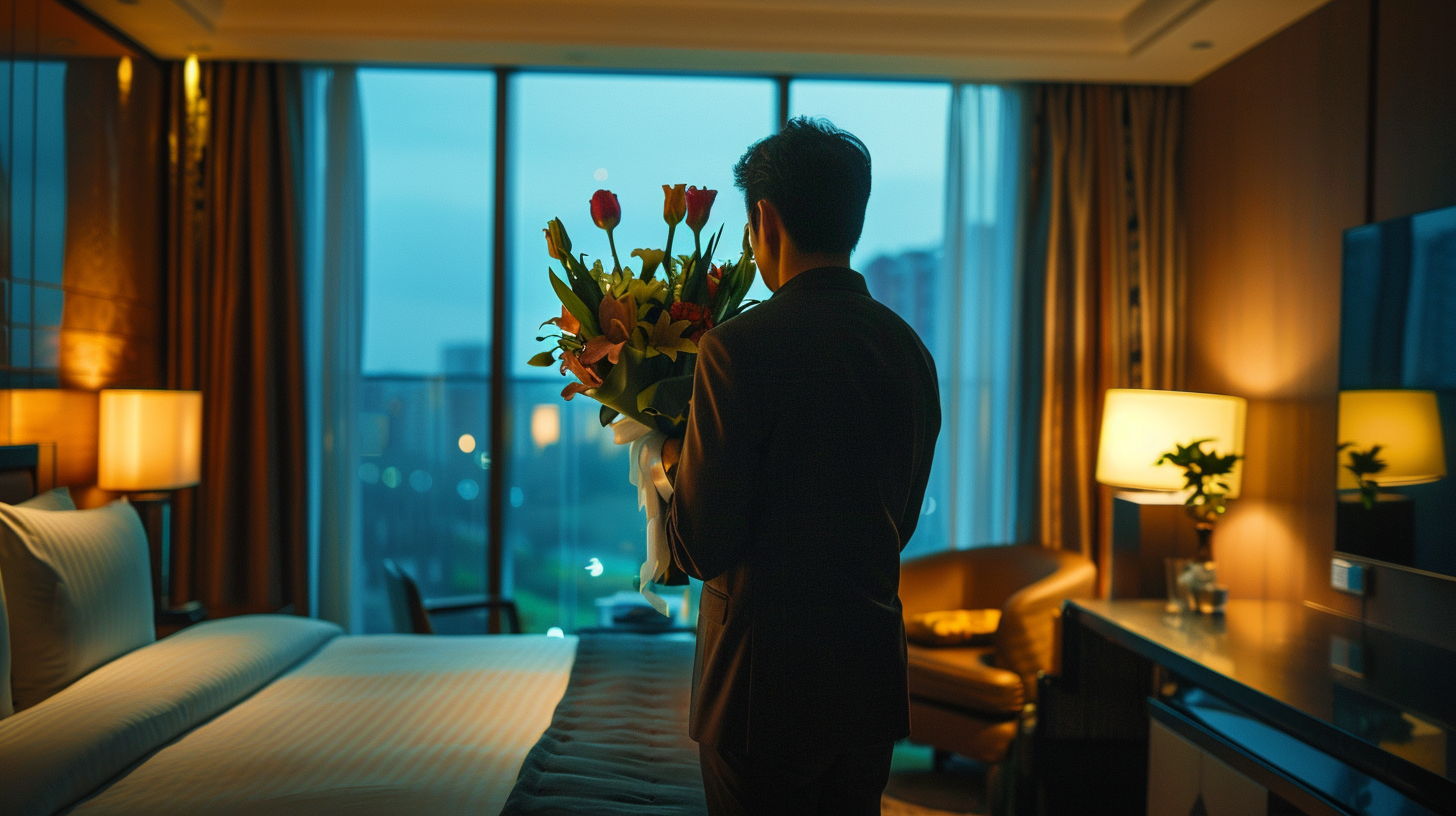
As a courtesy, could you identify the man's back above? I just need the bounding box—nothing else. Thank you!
[666,265,941,758]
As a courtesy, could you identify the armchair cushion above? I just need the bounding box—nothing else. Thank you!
[905,608,1001,647]
[906,644,1024,717]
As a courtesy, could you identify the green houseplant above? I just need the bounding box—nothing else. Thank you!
[1155,438,1242,561]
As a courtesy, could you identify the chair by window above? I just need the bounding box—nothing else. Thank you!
[382,559,521,634]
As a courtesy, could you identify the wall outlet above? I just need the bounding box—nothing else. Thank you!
[1331,557,1368,596]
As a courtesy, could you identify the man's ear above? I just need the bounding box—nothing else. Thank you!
[755,199,782,255]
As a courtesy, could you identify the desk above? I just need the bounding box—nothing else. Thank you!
[1036,600,1455,816]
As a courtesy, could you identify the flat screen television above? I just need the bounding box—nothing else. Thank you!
[1339,203,1456,580]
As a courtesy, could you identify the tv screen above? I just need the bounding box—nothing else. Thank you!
[1339,204,1456,579]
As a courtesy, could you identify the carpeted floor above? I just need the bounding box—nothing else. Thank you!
[880,743,988,816]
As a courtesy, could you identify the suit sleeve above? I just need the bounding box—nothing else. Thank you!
[665,331,764,582]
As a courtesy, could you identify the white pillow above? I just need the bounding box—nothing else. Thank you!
[18,487,77,513]
[0,499,154,711]
[0,488,79,719]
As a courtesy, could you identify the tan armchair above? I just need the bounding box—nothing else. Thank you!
[900,544,1096,763]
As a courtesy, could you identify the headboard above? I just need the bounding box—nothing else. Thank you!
[0,444,41,505]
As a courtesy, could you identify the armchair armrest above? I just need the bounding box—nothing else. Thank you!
[995,554,1096,696]
[423,595,521,634]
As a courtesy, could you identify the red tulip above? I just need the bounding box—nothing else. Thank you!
[685,186,716,234]
[590,189,621,232]
[707,265,723,301]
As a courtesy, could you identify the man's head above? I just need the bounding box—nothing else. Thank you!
[733,117,871,289]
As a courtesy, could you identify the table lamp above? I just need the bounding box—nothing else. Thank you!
[1335,390,1446,566]
[1097,389,1246,499]
[98,390,202,613]
[1096,389,1246,609]
[1337,389,1446,492]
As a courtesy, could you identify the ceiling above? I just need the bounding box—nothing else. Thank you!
[77,0,1330,83]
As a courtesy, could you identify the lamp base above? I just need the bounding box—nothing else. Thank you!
[128,492,173,611]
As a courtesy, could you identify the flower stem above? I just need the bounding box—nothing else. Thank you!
[660,223,676,281]
[607,229,622,274]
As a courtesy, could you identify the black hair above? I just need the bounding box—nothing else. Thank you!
[732,117,871,255]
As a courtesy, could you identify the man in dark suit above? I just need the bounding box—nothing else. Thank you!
[663,118,941,816]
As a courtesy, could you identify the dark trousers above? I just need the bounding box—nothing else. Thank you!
[698,740,894,816]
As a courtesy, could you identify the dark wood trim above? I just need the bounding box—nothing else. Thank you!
[52,0,164,64]
[487,67,512,633]
[0,443,40,472]
[775,74,790,130]
[1363,0,1380,224]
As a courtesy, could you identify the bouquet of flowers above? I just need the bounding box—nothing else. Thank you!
[527,183,758,611]
[528,184,757,431]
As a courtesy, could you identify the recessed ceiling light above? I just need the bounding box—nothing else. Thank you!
[1191,40,1214,50]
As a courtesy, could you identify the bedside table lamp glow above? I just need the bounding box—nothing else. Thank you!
[98,390,202,611]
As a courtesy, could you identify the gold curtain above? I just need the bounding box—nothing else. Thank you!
[165,61,307,617]
[1032,84,1186,592]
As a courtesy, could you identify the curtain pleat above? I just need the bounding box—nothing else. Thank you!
[166,62,308,617]
[1031,85,1185,591]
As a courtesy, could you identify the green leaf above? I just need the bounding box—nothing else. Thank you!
[550,270,600,337]
[636,382,659,416]
[643,374,694,423]
[526,351,557,367]
[680,252,711,306]
[563,259,603,316]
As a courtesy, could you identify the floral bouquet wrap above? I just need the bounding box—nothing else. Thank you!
[528,184,757,612]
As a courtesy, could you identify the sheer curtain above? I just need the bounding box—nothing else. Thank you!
[924,84,1037,554]
[302,66,366,630]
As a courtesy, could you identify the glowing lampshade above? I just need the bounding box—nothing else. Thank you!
[98,390,202,492]
[1338,390,1446,489]
[1096,389,1247,497]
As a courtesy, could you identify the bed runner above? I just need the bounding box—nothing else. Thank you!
[500,633,708,815]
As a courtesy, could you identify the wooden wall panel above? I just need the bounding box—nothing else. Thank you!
[1183,0,1369,609]
[1185,0,1456,646]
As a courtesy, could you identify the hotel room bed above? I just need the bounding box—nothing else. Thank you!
[1,615,576,816]
[0,443,707,816]
[1,617,706,816]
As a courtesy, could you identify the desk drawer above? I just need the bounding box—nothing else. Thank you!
[1149,716,1267,816]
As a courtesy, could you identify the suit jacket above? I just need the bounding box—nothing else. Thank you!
[665,266,941,758]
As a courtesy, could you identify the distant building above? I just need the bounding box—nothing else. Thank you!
[441,342,490,377]
[862,248,939,341]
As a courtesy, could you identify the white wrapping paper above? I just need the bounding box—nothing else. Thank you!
[612,418,675,616]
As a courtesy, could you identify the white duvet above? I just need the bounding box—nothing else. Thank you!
[0,616,576,816]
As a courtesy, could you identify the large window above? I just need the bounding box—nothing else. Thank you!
[308,69,1028,633]
[507,74,776,632]
[354,69,495,633]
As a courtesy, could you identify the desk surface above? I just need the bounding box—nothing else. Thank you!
[1069,599,1456,811]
